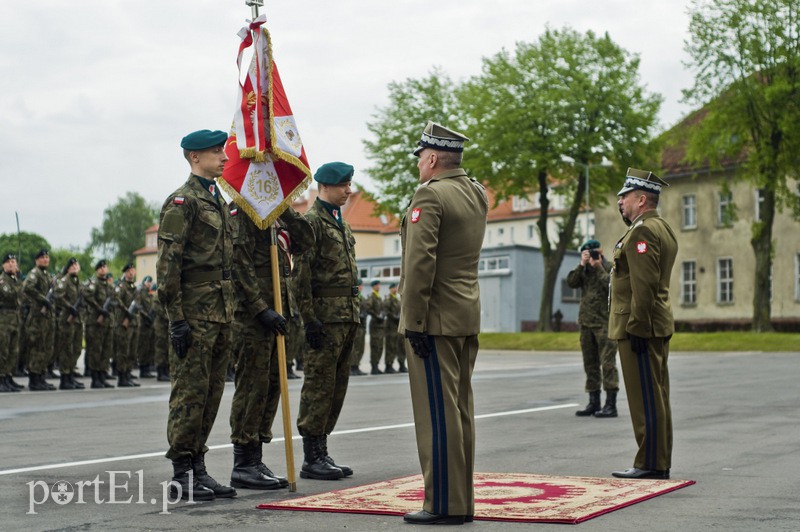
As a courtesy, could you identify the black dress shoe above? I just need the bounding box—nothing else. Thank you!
[612,468,670,479]
[403,510,465,525]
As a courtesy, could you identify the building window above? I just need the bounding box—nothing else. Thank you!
[370,264,400,281]
[393,239,400,254]
[561,279,581,302]
[717,258,734,304]
[682,194,697,230]
[527,224,535,240]
[359,268,368,280]
[478,256,510,273]
[717,190,734,227]
[681,260,697,305]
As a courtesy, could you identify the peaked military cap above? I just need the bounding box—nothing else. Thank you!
[580,239,601,252]
[413,121,470,156]
[95,259,107,270]
[617,167,670,196]
[180,129,228,151]
[122,263,134,273]
[314,162,354,185]
[34,248,49,259]
[2,253,16,263]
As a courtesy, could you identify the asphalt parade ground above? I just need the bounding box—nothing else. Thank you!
[0,349,798,531]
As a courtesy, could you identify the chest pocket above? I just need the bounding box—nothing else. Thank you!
[192,206,223,252]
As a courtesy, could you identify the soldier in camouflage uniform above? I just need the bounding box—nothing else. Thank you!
[112,264,140,387]
[294,162,360,480]
[349,279,367,376]
[83,261,114,388]
[157,129,237,501]
[134,276,155,378]
[0,254,23,392]
[54,258,85,390]
[152,285,170,381]
[22,249,56,391]
[229,206,314,490]
[383,282,406,373]
[566,239,619,418]
[365,280,385,374]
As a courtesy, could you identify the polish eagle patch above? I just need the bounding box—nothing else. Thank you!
[636,241,648,254]
[411,208,421,223]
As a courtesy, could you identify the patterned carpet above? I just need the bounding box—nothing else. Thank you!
[258,472,695,524]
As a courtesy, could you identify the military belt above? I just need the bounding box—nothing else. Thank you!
[313,286,359,297]
[255,266,291,278]
[0,307,17,312]
[181,269,232,283]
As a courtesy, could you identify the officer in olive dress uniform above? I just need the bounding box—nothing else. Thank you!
[383,282,406,373]
[609,168,678,480]
[228,206,314,490]
[54,258,85,390]
[22,249,56,391]
[349,279,368,376]
[157,129,238,501]
[400,122,488,525]
[294,162,360,481]
[0,254,24,392]
[566,239,619,417]
[365,280,386,374]
[83,260,114,388]
[113,264,139,387]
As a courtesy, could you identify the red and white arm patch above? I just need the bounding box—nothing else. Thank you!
[636,241,648,254]
[410,208,421,223]
[173,196,185,205]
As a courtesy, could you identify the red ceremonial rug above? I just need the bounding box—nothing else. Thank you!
[257,472,695,524]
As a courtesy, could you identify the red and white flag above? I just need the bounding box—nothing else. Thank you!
[219,15,311,229]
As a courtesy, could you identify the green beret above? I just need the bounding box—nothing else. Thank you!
[142,275,153,283]
[370,279,381,287]
[34,248,49,259]
[95,259,107,270]
[389,282,398,289]
[314,162,354,185]
[2,253,16,263]
[580,239,601,251]
[122,263,134,273]
[180,129,227,151]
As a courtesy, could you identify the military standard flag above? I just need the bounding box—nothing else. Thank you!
[219,15,311,229]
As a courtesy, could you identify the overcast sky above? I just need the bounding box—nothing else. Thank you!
[1,0,696,251]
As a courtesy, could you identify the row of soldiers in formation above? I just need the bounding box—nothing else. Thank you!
[0,249,406,393]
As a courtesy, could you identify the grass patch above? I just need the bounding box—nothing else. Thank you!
[478,331,800,352]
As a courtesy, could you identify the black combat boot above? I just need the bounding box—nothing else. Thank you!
[30,373,55,391]
[99,370,114,388]
[139,365,154,378]
[90,370,105,389]
[59,373,77,390]
[230,444,283,490]
[370,364,383,375]
[170,456,215,501]
[192,452,237,498]
[5,376,23,391]
[156,364,171,382]
[117,371,140,387]
[253,443,289,488]
[320,435,353,476]
[398,361,408,373]
[71,374,85,389]
[594,390,618,418]
[0,378,12,392]
[350,365,366,376]
[300,436,344,480]
[575,390,601,417]
[384,365,398,374]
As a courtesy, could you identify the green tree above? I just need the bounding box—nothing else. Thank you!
[90,192,158,264]
[460,27,661,330]
[0,231,51,276]
[363,68,463,215]
[683,0,800,331]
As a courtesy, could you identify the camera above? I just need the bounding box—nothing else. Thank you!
[589,249,600,260]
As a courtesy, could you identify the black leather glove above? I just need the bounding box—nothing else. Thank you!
[100,309,110,318]
[169,320,193,359]
[629,334,649,355]
[257,308,287,335]
[305,319,325,350]
[405,330,432,359]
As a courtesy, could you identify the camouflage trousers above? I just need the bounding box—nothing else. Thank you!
[230,317,282,445]
[369,322,384,366]
[297,322,357,437]
[0,312,19,377]
[56,316,82,374]
[383,321,405,367]
[137,323,155,367]
[579,325,619,392]
[85,318,112,372]
[25,312,54,374]
[349,325,365,366]
[286,315,304,369]
[114,323,137,373]
[166,319,231,460]
[153,315,169,368]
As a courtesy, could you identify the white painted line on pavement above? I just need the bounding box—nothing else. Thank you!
[0,403,577,476]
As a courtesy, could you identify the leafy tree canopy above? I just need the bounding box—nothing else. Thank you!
[89,192,158,264]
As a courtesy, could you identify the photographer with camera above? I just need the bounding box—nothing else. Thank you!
[566,239,620,418]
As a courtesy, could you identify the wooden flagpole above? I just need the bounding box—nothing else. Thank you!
[245,0,297,492]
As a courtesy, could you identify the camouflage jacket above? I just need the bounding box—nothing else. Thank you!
[135,286,154,327]
[54,273,82,323]
[0,270,21,313]
[83,274,112,324]
[22,266,52,316]
[113,278,137,323]
[233,206,314,322]
[294,198,359,325]
[366,290,385,324]
[157,174,237,324]
[566,258,612,328]
[384,292,400,324]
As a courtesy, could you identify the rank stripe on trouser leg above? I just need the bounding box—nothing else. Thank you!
[422,335,448,515]
[635,346,658,470]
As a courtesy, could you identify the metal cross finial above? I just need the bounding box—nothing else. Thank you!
[245,0,263,18]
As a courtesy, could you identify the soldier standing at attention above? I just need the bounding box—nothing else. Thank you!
[54,258,85,390]
[22,249,56,392]
[0,254,23,392]
[365,279,385,374]
[228,206,314,490]
[135,276,155,379]
[157,129,238,501]
[152,284,171,382]
[609,168,678,480]
[113,264,139,387]
[400,122,488,525]
[383,282,406,373]
[349,279,367,376]
[84,260,114,389]
[566,239,619,417]
[294,162,360,481]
